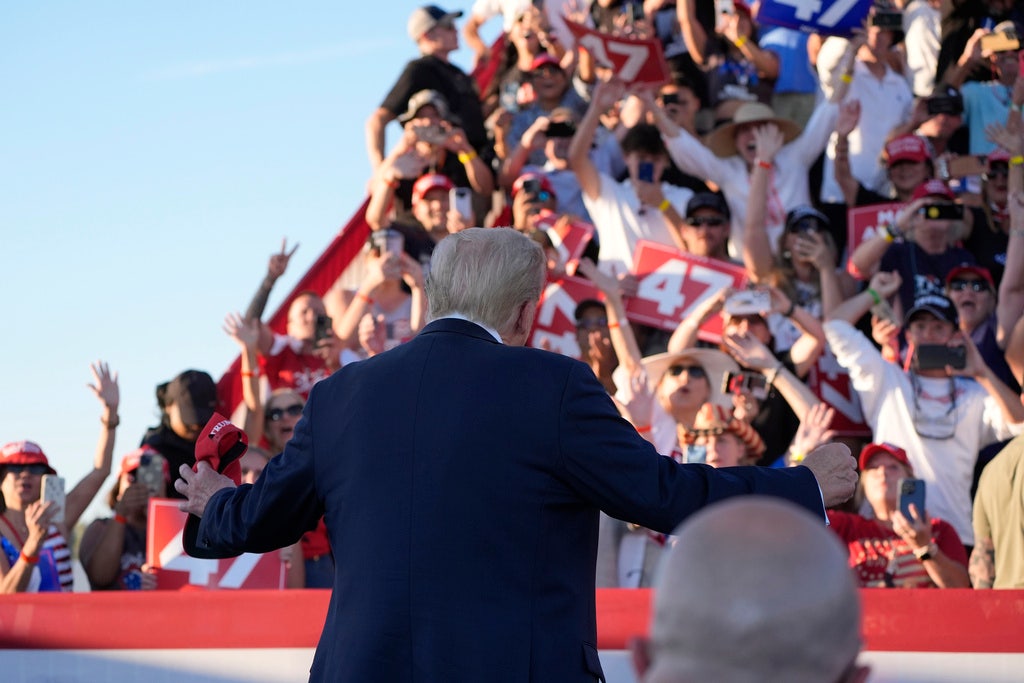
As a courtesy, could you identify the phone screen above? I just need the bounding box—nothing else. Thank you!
[898,478,926,520]
[637,161,655,183]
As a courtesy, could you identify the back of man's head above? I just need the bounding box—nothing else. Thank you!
[638,497,864,683]
[426,227,545,333]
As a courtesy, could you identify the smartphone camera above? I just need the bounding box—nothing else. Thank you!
[545,120,576,139]
[926,94,964,117]
[918,204,964,221]
[314,314,334,344]
[637,161,655,183]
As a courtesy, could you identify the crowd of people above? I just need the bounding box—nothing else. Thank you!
[4,0,1024,608]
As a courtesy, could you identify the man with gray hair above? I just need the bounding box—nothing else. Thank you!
[634,497,869,683]
[176,228,858,682]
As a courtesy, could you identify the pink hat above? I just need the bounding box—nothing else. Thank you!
[411,173,454,204]
[885,135,931,166]
[529,53,561,72]
[0,440,57,474]
[988,147,1011,164]
[859,442,913,474]
[119,446,170,480]
[912,178,955,202]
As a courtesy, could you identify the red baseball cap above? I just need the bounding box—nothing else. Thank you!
[988,147,1011,165]
[119,446,170,480]
[411,173,454,204]
[885,135,931,166]
[529,53,561,72]
[912,178,955,202]
[0,440,57,474]
[859,442,913,474]
[946,264,994,289]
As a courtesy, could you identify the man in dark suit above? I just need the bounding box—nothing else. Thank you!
[177,228,857,682]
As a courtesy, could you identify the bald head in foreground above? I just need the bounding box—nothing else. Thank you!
[635,497,869,683]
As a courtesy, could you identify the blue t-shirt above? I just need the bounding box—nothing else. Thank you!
[961,81,1012,155]
[759,27,817,95]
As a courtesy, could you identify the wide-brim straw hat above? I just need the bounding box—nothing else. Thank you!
[641,348,739,409]
[704,102,801,158]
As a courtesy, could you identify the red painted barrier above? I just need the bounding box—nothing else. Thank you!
[2,589,1022,652]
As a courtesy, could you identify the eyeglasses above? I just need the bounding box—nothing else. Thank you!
[267,404,303,422]
[666,364,707,379]
[948,279,989,292]
[529,66,563,79]
[685,216,725,227]
[576,318,609,331]
[4,464,48,476]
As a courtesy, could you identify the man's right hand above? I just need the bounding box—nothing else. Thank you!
[175,462,236,518]
[800,442,858,508]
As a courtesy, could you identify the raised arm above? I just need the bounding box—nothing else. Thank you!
[569,78,626,201]
[939,28,988,90]
[721,12,779,80]
[676,0,709,65]
[833,99,862,207]
[577,257,644,377]
[990,123,1024,346]
[366,107,395,172]
[246,239,298,355]
[667,287,731,353]
[224,313,264,444]
[721,330,820,421]
[743,124,784,282]
[827,270,902,325]
[769,287,825,378]
[65,362,120,530]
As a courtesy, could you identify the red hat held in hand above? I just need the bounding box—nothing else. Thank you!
[194,413,248,485]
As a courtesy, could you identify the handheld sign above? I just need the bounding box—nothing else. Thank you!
[847,202,902,266]
[147,498,285,590]
[529,274,603,358]
[625,240,748,343]
[534,211,596,277]
[756,0,873,37]
[564,19,670,86]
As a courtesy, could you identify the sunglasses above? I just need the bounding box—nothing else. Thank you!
[666,364,707,379]
[986,165,1009,178]
[4,464,49,476]
[267,404,303,422]
[686,216,726,227]
[948,279,989,292]
[576,318,609,331]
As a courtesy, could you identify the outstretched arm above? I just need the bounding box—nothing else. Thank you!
[64,362,119,530]
[743,124,784,283]
[569,77,626,201]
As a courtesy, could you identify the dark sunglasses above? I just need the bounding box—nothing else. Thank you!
[576,318,609,331]
[528,65,563,79]
[948,279,989,292]
[4,464,49,476]
[986,164,1009,178]
[686,216,726,227]
[667,364,707,379]
[267,404,303,422]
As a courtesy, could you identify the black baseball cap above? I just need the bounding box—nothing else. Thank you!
[685,192,730,219]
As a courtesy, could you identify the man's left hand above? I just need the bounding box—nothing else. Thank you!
[175,462,235,517]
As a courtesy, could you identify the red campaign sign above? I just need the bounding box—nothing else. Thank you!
[147,498,285,591]
[806,347,872,438]
[847,202,903,259]
[625,241,747,343]
[534,211,595,277]
[564,20,670,86]
[529,274,601,359]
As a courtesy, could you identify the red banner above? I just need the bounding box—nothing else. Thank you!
[806,347,871,437]
[529,275,602,358]
[564,20,670,86]
[534,212,596,277]
[846,202,902,259]
[146,498,285,591]
[625,241,748,343]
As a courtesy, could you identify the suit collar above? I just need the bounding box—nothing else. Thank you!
[420,317,502,344]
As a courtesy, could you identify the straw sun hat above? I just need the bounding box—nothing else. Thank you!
[703,102,801,158]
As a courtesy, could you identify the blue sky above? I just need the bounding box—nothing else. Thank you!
[1,2,497,522]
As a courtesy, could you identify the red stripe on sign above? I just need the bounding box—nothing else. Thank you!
[1,589,1023,651]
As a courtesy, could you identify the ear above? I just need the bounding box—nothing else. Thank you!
[629,636,652,678]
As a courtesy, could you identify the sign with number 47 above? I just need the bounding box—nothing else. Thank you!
[756,0,873,36]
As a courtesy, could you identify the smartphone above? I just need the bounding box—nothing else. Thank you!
[724,289,771,317]
[521,177,545,200]
[898,478,926,520]
[40,475,66,525]
[918,204,965,221]
[870,299,900,327]
[545,120,576,139]
[135,453,167,496]
[913,344,967,371]
[414,123,448,145]
[926,94,963,117]
[980,32,1019,55]
[871,10,903,30]
[949,155,986,179]
[500,81,520,114]
[660,92,680,106]
[722,371,769,400]
[637,161,655,183]
[450,187,473,219]
[314,314,334,343]
[715,0,735,32]
[372,228,405,257]
[685,444,707,464]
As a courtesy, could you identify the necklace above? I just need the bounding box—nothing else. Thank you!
[0,511,30,544]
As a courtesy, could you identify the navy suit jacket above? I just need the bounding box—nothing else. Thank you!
[187,318,823,682]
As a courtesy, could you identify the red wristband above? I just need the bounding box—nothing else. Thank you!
[240,370,257,378]
[756,159,772,170]
[114,513,127,525]
[608,321,620,330]
[636,424,652,434]
[356,292,374,305]
[20,550,39,565]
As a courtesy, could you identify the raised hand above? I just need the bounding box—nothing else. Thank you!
[223,312,260,350]
[268,238,299,279]
[752,123,784,164]
[868,270,902,300]
[835,99,861,138]
[88,361,119,411]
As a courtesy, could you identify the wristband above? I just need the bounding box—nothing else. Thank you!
[913,542,938,561]
[635,424,652,434]
[356,292,375,305]
[240,370,257,378]
[1010,155,1024,166]
[781,300,795,317]
[881,223,895,243]
[658,198,672,213]
[457,150,477,165]
[765,363,783,387]
[840,73,853,84]
[756,159,772,170]
[101,415,120,429]
[789,451,806,464]
[866,288,882,305]
[734,35,747,49]
[114,513,128,525]
[20,550,39,565]
[608,321,620,330]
